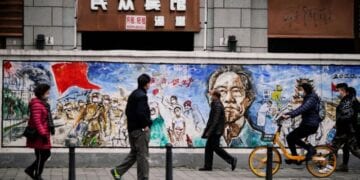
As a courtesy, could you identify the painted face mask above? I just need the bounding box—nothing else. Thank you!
[298,91,305,98]
[92,98,100,103]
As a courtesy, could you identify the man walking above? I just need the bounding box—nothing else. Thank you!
[111,74,152,180]
[321,83,360,174]
[199,90,237,171]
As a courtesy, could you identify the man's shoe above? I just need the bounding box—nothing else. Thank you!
[24,168,35,179]
[110,168,122,180]
[231,158,237,171]
[319,165,334,174]
[198,167,212,171]
[336,164,349,172]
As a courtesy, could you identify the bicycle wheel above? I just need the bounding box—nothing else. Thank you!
[248,146,282,177]
[306,145,336,178]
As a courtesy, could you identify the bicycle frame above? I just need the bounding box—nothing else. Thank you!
[272,124,305,162]
[249,115,336,178]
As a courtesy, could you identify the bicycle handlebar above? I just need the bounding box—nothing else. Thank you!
[273,115,285,125]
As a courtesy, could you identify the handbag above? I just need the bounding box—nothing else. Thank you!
[23,126,38,139]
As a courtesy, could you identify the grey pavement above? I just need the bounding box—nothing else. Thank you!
[1,167,360,180]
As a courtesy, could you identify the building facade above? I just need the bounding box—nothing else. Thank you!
[0,0,359,168]
[1,0,358,52]
[1,0,268,52]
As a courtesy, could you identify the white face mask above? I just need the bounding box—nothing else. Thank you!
[42,90,50,101]
[337,93,343,99]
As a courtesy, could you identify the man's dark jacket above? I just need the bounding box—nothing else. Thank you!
[125,88,152,132]
[203,99,225,137]
[336,95,355,133]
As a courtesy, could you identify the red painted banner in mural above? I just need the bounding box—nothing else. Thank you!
[52,62,100,94]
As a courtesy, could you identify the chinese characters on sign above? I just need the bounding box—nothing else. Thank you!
[118,0,135,11]
[126,15,146,30]
[86,0,192,31]
[145,0,161,11]
[170,0,186,11]
[154,16,165,27]
[175,16,186,27]
[91,0,108,10]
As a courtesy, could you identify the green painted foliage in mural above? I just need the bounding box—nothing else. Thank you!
[2,88,29,120]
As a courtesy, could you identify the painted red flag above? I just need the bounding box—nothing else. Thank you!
[3,61,12,73]
[52,62,100,94]
[331,82,338,92]
[152,88,159,96]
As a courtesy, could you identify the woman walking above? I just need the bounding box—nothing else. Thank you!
[25,84,55,180]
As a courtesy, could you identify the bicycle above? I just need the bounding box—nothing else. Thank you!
[248,117,337,178]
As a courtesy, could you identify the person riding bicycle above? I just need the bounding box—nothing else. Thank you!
[282,83,321,164]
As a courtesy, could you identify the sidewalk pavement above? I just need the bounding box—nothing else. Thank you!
[1,167,360,180]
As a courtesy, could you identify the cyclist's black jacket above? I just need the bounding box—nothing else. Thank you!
[286,92,321,127]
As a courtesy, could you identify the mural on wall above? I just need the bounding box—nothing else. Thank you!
[2,60,360,148]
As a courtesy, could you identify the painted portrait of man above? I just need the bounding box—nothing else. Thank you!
[208,65,263,147]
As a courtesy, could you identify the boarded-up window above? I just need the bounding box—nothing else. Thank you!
[268,0,359,53]
[0,0,23,37]
[268,0,354,39]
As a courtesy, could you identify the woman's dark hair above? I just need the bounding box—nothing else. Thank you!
[137,74,151,88]
[300,83,313,95]
[347,87,357,98]
[34,84,50,98]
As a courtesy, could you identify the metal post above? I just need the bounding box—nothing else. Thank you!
[69,145,75,180]
[266,144,273,180]
[166,143,173,180]
[66,137,77,180]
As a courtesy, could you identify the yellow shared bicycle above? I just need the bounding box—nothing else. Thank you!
[248,117,337,178]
